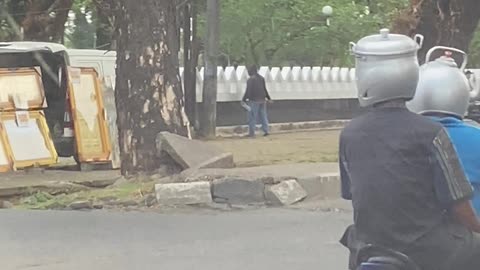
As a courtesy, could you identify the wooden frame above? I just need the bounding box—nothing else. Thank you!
[0,67,46,111]
[0,111,58,169]
[68,67,112,163]
[0,124,12,172]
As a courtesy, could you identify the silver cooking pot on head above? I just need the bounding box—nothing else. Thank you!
[407,46,480,118]
[350,28,424,107]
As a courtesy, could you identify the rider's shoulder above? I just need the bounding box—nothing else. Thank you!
[463,119,480,130]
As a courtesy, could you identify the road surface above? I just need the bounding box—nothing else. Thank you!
[0,208,351,270]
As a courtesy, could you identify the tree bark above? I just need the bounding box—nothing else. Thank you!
[21,0,73,43]
[183,1,200,129]
[198,0,219,139]
[114,0,188,176]
[393,0,480,64]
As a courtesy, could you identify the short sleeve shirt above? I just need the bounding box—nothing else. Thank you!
[339,107,473,249]
[431,117,480,186]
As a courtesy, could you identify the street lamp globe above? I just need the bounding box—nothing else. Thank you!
[322,5,333,17]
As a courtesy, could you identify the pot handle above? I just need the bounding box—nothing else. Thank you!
[414,34,424,49]
[349,42,356,55]
[466,71,480,101]
[425,46,468,70]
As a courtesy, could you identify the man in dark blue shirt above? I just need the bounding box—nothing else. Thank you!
[340,31,480,270]
[242,65,271,137]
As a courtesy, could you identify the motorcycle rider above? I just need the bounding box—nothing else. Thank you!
[340,30,480,270]
[408,48,480,216]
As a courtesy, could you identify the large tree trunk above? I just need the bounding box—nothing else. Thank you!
[393,0,480,64]
[114,0,188,176]
[21,0,73,42]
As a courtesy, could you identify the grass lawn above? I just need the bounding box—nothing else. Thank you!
[208,130,340,167]
[15,181,156,210]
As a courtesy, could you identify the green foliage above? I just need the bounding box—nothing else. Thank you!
[65,0,96,48]
[2,0,476,67]
[0,0,26,41]
[469,23,480,68]
[217,0,409,67]
[68,10,95,48]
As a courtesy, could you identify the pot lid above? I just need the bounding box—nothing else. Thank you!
[352,28,420,56]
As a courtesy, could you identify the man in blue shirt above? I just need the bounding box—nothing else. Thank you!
[429,117,480,214]
[408,49,480,215]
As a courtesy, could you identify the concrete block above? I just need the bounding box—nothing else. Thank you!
[297,174,340,200]
[212,178,265,205]
[267,180,307,205]
[156,132,234,170]
[155,182,212,205]
[197,153,235,169]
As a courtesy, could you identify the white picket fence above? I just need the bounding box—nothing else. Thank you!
[180,66,480,102]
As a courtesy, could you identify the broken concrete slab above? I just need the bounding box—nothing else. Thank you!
[155,182,212,205]
[266,180,307,206]
[156,132,234,170]
[197,153,236,169]
[212,178,265,205]
[297,174,340,200]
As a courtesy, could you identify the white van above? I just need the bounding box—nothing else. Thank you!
[67,49,116,86]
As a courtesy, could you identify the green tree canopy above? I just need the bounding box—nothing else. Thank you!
[1,0,479,68]
[65,0,96,49]
[217,0,409,67]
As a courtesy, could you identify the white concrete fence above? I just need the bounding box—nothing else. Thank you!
[179,66,480,102]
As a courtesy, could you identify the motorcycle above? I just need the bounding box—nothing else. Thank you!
[356,245,420,270]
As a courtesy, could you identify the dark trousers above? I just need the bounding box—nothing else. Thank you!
[405,222,480,270]
[341,223,480,270]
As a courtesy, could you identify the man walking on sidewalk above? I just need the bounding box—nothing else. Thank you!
[242,65,272,137]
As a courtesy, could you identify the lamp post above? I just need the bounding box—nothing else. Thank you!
[322,5,333,26]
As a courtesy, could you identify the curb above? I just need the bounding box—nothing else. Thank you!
[216,120,349,137]
[155,174,340,207]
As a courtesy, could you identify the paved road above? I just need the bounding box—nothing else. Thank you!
[0,208,351,270]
